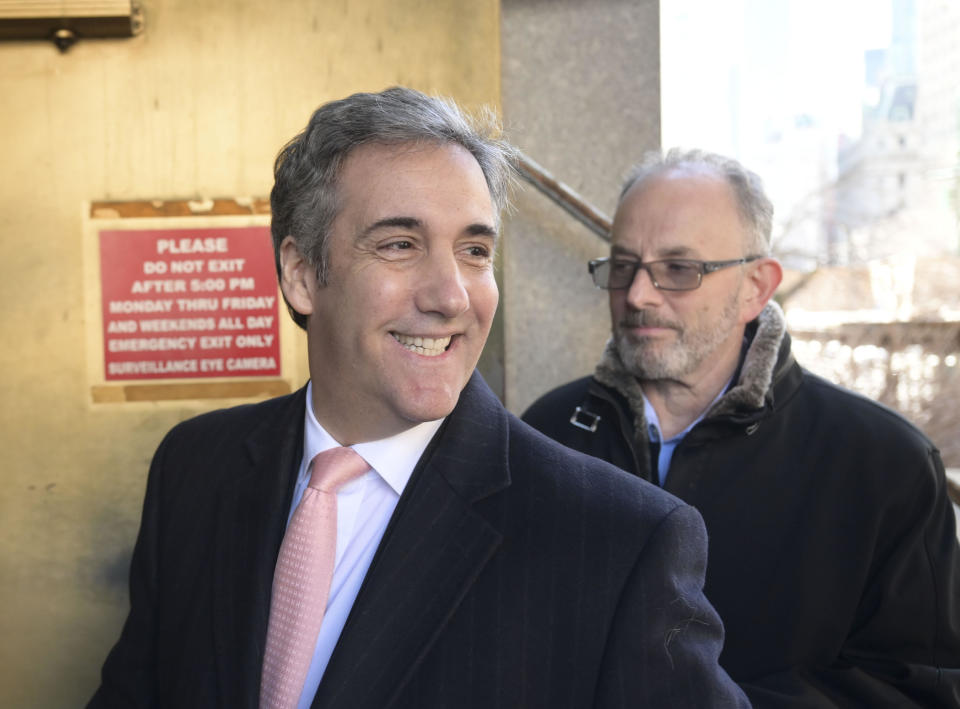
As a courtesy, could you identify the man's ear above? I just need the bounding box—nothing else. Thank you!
[279,236,316,318]
[740,256,783,323]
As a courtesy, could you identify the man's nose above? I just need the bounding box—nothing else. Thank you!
[625,264,664,308]
[416,252,470,317]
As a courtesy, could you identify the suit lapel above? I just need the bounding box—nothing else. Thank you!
[312,372,511,709]
[213,387,307,708]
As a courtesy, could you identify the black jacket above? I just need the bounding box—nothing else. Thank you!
[88,372,749,708]
[523,304,960,708]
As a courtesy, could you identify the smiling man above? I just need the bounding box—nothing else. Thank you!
[87,90,748,709]
[523,148,960,707]
[278,140,499,445]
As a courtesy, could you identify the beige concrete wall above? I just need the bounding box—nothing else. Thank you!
[500,0,661,413]
[0,1,499,705]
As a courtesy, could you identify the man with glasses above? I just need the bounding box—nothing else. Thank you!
[523,149,960,707]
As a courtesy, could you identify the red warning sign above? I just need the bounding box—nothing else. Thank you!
[99,226,281,380]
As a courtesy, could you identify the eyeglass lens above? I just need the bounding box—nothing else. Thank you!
[598,260,702,290]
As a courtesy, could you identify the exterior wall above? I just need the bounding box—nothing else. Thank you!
[834,0,960,264]
[500,0,661,413]
[916,0,960,255]
[0,1,499,706]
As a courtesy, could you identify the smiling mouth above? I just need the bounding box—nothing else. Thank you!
[391,333,453,357]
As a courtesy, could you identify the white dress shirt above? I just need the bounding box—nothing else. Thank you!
[290,381,444,709]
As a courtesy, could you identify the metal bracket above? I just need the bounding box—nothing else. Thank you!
[569,406,601,432]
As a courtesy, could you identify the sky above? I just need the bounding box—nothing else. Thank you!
[661,0,894,157]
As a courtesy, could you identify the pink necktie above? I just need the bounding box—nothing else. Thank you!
[259,447,370,709]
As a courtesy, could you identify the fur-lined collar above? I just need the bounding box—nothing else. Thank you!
[594,302,787,455]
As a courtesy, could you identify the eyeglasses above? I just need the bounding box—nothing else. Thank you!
[588,256,760,291]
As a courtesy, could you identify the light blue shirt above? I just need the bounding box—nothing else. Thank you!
[289,381,444,709]
[642,380,731,486]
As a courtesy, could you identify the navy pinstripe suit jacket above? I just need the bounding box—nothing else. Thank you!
[88,372,748,708]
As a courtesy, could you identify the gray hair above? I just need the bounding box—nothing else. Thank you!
[271,86,517,329]
[619,148,773,256]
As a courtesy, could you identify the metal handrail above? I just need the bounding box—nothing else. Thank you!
[516,151,612,241]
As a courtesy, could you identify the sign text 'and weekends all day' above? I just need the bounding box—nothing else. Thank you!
[99,226,281,380]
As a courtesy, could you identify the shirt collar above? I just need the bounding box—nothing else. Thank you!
[303,380,445,495]
[641,375,733,444]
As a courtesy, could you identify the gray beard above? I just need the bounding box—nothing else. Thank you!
[614,295,740,381]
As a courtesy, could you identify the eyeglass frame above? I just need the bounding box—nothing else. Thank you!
[587,255,762,291]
